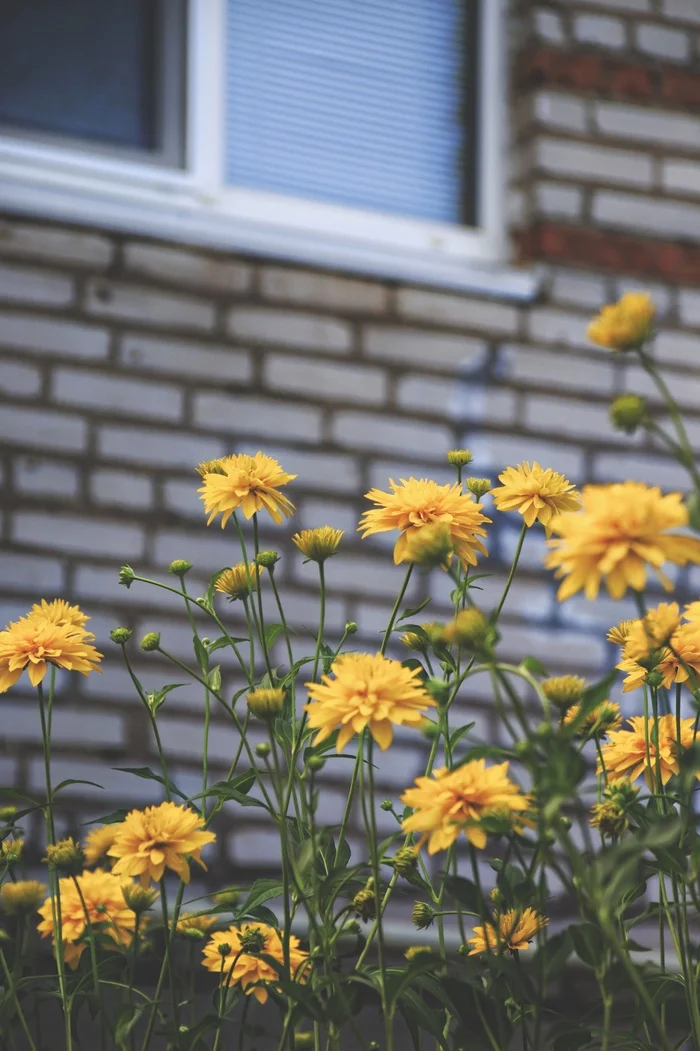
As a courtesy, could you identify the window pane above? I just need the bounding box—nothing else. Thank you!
[225,0,475,225]
[0,0,158,151]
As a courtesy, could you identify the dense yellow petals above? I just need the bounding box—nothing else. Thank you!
[37,870,135,969]
[587,292,655,351]
[491,462,580,535]
[202,924,309,1002]
[599,715,696,788]
[198,452,296,527]
[108,802,216,887]
[0,603,102,695]
[468,908,547,956]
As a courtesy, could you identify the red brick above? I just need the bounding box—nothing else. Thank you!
[661,71,700,108]
[610,67,654,101]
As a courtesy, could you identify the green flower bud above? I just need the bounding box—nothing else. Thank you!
[379,799,393,812]
[218,942,232,957]
[168,559,192,576]
[645,669,664,689]
[306,755,326,773]
[609,394,648,435]
[140,632,161,652]
[447,449,473,467]
[345,621,359,635]
[255,742,272,759]
[411,902,434,930]
[465,477,492,499]
[110,627,133,645]
[240,927,266,953]
[425,677,451,706]
[118,565,135,588]
[392,846,418,878]
[255,550,279,568]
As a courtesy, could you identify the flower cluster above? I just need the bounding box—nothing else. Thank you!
[0,598,102,693]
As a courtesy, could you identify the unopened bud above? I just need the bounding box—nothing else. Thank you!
[240,927,266,953]
[447,449,473,467]
[110,627,132,645]
[645,670,664,689]
[420,719,440,740]
[218,942,232,957]
[255,742,272,759]
[352,884,377,922]
[246,688,285,721]
[118,565,136,588]
[168,559,192,576]
[213,888,241,909]
[466,478,492,499]
[380,799,394,812]
[345,621,358,635]
[425,677,451,705]
[255,550,279,568]
[122,884,158,915]
[44,837,83,874]
[411,902,434,930]
[140,632,161,652]
[392,846,418,877]
[306,755,325,773]
[609,394,647,435]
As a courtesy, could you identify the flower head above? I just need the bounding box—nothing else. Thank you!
[44,837,83,873]
[403,521,455,569]
[83,824,121,866]
[214,563,263,601]
[465,478,492,499]
[564,701,622,737]
[196,457,229,477]
[591,778,640,837]
[1,838,23,865]
[441,608,490,651]
[546,482,700,601]
[292,527,344,563]
[541,675,586,711]
[0,607,102,693]
[1,880,47,914]
[447,450,473,468]
[173,912,216,936]
[198,452,296,527]
[247,688,286,721]
[588,292,655,351]
[108,802,216,887]
[37,870,136,969]
[401,760,530,854]
[492,462,580,535]
[607,619,636,646]
[122,883,158,915]
[359,478,490,569]
[617,604,700,692]
[202,924,309,1003]
[304,652,435,753]
[610,394,648,434]
[599,715,695,787]
[30,599,90,629]
[411,902,435,930]
[467,908,547,956]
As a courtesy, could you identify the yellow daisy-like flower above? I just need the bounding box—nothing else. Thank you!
[563,701,622,736]
[30,599,90,629]
[0,880,47,914]
[198,451,296,527]
[587,292,655,351]
[468,908,547,956]
[304,652,435,753]
[618,622,700,692]
[108,802,216,887]
[83,824,121,867]
[359,477,490,569]
[0,609,102,693]
[541,675,586,711]
[403,521,455,570]
[491,462,580,535]
[292,527,344,563]
[623,603,681,659]
[599,715,695,787]
[202,924,309,1004]
[196,457,230,478]
[1,837,23,864]
[37,870,135,970]
[546,482,700,601]
[607,619,636,646]
[400,760,530,854]
[174,912,217,935]
[214,563,263,601]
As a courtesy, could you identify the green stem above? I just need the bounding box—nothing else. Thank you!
[312,562,326,682]
[160,880,179,1029]
[139,882,185,1051]
[380,565,413,656]
[639,348,700,492]
[70,874,105,1047]
[0,945,37,1051]
[493,520,527,622]
[252,514,274,678]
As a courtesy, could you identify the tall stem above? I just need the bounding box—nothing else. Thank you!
[493,520,527,622]
[380,566,413,656]
[0,945,37,1051]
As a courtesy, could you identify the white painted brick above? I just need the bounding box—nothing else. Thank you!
[557,592,638,632]
[523,393,620,442]
[623,360,700,410]
[297,498,359,535]
[85,279,215,331]
[366,459,456,490]
[535,182,583,219]
[154,528,251,569]
[396,289,520,335]
[1,704,124,747]
[90,469,154,509]
[97,425,224,468]
[162,479,202,519]
[0,262,73,307]
[499,622,608,672]
[615,278,672,318]
[467,434,585,482]
[124,242,252,293]
[501,344,614,395]
[270,586,347,633]
[663,158,700,195]
[0,312,109,359]
[654,330,700,369]
[508,188,526,226]
[12,513,145,558]
[229,828,283,867]
[527,307,590,349]
[363,326,486,370]
[260,267,387,313]
[0,359,42,396]
[193,392,322,443]
[550,271,609,309]
[52,367,183,421]
[227,307,352,354]
[536,138,653,187]
[636,22,690,60]
[73,565,199,613]
[14,457,79,497]
[157,716,240,764]
[28,759,162,801]
[596,102,700,147]
[593,451,689,490]
[534,92,587,134]
[662,0,700,23]
[445,571,554,621]
[333,412,452,459]
[316,553,418,601]
[0,758,17,784]
[263,353,387,405]
[559,0,649,9]
[0,219,112,268]
[574,14,626,48]
[396,374,518,424]
[535,8,566,43]
[237,443,360,495]
[119,333,252,383]
[679,289,700,327]
[595,191,700,239]
[0,406,86,452]
[0,552,64,593]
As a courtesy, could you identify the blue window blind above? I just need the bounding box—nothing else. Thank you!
[225,0,476,225]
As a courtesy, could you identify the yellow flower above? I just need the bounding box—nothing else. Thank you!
[591,778,639,836]
[304,652,435,753]
[292,527,344,563]
[564,701,622,736]
[400,760,530,854]
[616,604,700,692]
[441,608,489,650]
[45,837,83,872]
[403,521,455,569]
[37,870,136,970]
[83,824,121,866]
[541,675,586,711]
[108,802,216,887]
[0,880,46,914]
[196,457,229,477]
[546,482,700,601]
[202,924,309,1003]
[247,688,286,720]
[1,838,23,864]
[607,619,636,646]
[467,908,547,956]
[491,462,580,535]
[599,715,695,787]
[359,477,490,569]
[30,599,90,629]
[587,292,655,351]
[0,608,102,693]
[173,912,216,935]
[623,603,681,659]
[198,451,296,527]
[214,563,263,601]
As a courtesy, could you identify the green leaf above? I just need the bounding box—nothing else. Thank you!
[239,878,285,915]
[398,598,432,622]
[113,767,188,802]
[206,665,222,693]
[146,682,186,715]
[193,634,209,670]
[114,1004,144,1049]
[208,634,247,654]
[82,809,130,827]
[54,778,104,794]
[519,655,548,678]
[569,922,606,969]
[449,721,475,750]
[444,875,482,914]
[397,989,448,1049]
[264,622,285,649]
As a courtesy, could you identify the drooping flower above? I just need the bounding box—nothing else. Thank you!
[304,652,435,753]
[0,880,46,914]
[0,608,102,693]
[202,924,309,1003]
[292,527,344,563]
[37,870,136,969]
[563,701,622,737]
[359,478,490,569]
[108,802,216,886]
[491,462,580,535]
[400,760,530,854]
[616,603,700,692]
[198,452,296,527]
[467,908,547,956]
[83,824,122,867]
[214,563,263,601]
[599,715,695,786]
[587,292,655,351]
[29,599,90,629]
[590,778,639,837]
[546,482,700,601]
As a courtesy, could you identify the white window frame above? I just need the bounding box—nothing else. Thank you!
[0,0,535,297]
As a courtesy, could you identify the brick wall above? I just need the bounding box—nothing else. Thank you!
[3,0,700,881]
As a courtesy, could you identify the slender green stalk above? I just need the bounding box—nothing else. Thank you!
[639,348,700,492]
[493,520,527,622]
[0,945,37,1051]
[70,874,106,1048]
[252,514,274,678]
[312,562,326,683]
[380,565,413,656]
[139,881,186,1051]
[159,880,179,1029]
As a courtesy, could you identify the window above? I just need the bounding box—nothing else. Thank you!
[0,0,516,291]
